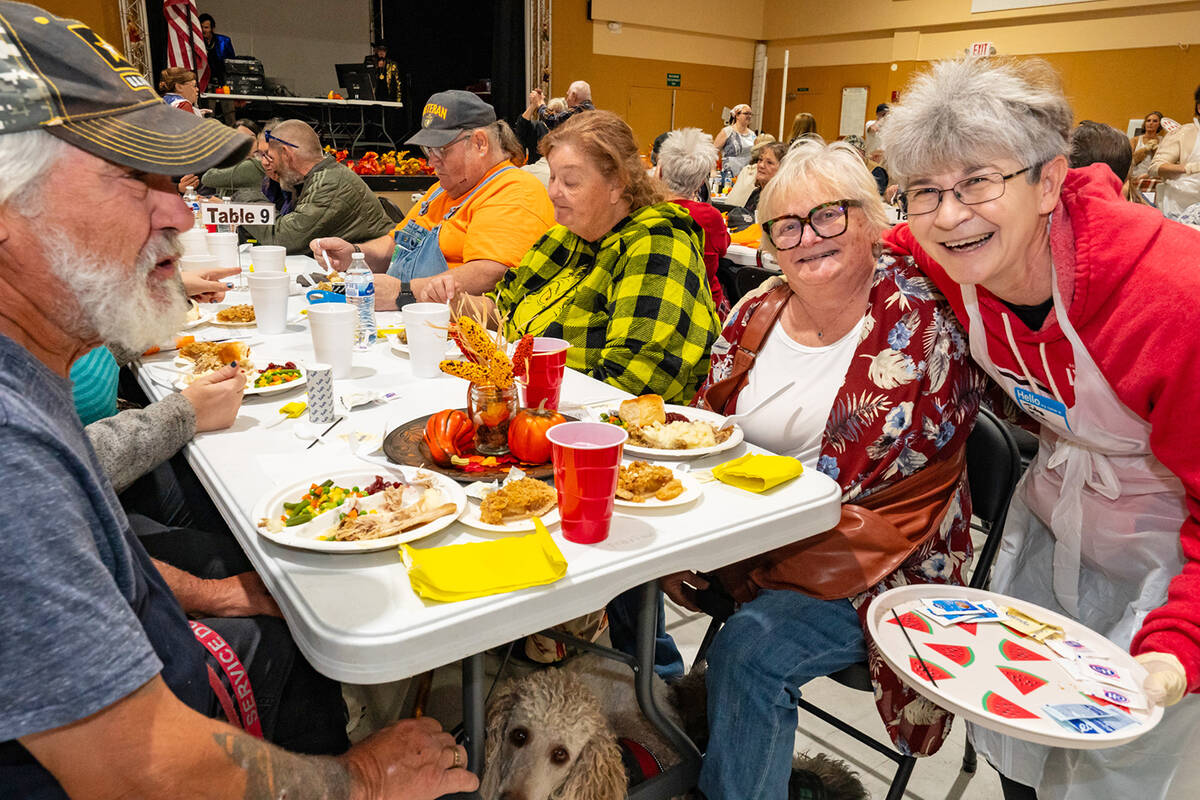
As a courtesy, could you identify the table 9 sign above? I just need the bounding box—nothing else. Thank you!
[202,202,276,226]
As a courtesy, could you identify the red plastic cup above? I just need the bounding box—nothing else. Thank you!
[547,421,628,544]
[518,337,569,411]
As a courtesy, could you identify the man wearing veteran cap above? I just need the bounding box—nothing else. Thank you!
[312,90,554,307]
[0,4,476,798]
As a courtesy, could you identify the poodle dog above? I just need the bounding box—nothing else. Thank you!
[480,654,870,800]
[480,653,683,800]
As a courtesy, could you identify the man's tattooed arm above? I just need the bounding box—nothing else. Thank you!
[213,732,353,799]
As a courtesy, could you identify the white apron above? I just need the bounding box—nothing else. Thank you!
[1156,119,1200,219]
[960,270,1200,800]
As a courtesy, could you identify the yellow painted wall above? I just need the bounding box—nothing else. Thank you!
[591,0,765,42]
[44,0,123,53]
[552,0,753,151]
[575,0,1200,145]
[760,44,1200,143]
[763,0,1191,40]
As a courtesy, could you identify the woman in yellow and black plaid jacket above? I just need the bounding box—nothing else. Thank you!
[444,110,721,404]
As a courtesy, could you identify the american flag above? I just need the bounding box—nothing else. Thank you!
[163,0,209,90]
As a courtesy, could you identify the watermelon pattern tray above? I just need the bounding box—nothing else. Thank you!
[866,586,1163,749]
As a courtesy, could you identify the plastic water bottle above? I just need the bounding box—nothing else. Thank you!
[183,185,201,227]
[721,166,734,194]
[345,252,377,350]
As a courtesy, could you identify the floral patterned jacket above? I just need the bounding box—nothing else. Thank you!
[695,252,992,757]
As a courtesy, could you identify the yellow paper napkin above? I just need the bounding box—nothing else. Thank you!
[400,518,568,602]
[711,453,804,493]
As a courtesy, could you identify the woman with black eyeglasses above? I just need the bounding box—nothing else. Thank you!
[660,138,988,800]
[883,57,1200,800]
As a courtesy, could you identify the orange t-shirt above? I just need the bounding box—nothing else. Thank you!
[394,161,555,270]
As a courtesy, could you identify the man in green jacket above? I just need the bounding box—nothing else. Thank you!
[241,119,393,253]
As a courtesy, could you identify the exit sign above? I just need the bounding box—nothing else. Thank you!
[970,41,995,56]
[666,72,681,87]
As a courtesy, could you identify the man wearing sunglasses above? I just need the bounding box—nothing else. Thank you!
[311,90,554,307]
[241,119,393,254]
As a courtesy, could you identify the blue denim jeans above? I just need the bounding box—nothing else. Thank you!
[606,586,685,682]
[699,589,867,800]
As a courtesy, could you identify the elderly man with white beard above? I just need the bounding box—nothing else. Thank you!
[0,4,477,799]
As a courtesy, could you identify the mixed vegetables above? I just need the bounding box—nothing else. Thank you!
[279,475,407,527]
[255,362,302,388]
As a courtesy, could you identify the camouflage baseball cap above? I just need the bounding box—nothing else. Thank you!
[405,90,496,147]
[0,1,249,173]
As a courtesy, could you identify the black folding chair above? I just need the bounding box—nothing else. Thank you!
[693,406,1022,800]
[732,265,777,303]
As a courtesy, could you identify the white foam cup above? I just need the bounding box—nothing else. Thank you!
[247,273,290,335]
[401,303,451,379]
[308,304,356,379]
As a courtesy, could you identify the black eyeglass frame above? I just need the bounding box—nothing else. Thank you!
[263,130,299,149]
[420,132,472,161]
[763,199,861,251]
[898,165,1035,216]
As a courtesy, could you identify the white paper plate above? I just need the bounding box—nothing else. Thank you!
[458,502,560,533]
[388,332,460,358]
[614,468,702,509]
[183,301,214,329]
[243,364,307,396]
[601,404,744,459]
[252,467,467,553]
[210,305,257,327]
[866,585,1162,750]
[172,357,306,396]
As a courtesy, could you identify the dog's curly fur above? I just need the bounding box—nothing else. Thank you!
[480,654,682,800]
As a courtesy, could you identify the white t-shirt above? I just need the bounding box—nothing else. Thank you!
[735,317,865,467]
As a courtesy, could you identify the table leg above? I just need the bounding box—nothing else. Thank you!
[629,581,701,799]
[352,106,367,152]
[445,653,486,800]
[462,653,485,772]
[379,106,397,151]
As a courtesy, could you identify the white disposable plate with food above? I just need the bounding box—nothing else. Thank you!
[614,469,702,509]
[612,404,744,459]
[388,332,460,358]
[252,467,467,553]
[210,305,258,327]
[172,357,305,397]
[243,364,307,396]
[183,301,214,329]
[458,503,560,533]
[866,585,1163,750]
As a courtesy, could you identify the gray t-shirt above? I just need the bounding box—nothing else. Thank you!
[0,335,208,795]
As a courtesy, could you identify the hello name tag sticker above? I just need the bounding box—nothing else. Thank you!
[201,203,276,226]
[1013,386,1071,431]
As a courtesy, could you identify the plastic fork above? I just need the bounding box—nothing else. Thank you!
[718,380,797,431]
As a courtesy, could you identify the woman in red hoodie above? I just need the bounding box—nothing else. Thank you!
[882,56,1200,800]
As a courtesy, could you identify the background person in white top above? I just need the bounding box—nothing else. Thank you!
[714,103,757,174]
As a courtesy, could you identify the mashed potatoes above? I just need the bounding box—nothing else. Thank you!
[634,420,718,450]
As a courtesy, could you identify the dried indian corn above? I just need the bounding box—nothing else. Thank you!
[438,316,515,388]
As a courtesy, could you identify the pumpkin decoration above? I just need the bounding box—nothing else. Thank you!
[423,409,476,466]
[507,402,567,464]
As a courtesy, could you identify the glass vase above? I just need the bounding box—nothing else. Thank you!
[467,383,517,456]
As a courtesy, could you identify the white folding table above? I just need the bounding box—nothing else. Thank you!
[138,281,841,797]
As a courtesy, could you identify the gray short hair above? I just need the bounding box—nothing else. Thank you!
[883,56,1073,186]
[271,119,323,160]
[0,130,68,211]
[658,128,717,197]
[757,139,889,254]
[484,119,524,163]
